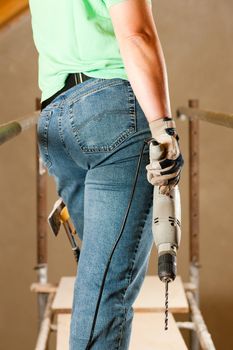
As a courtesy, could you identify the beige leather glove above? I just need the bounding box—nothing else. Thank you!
[146,117,184,195]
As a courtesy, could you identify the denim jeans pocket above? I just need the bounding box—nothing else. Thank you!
[68,79,137,153]
[37,109,53,169]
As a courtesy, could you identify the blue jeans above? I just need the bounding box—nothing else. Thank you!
[37,77,154,349]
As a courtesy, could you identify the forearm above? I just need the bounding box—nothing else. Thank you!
[118,31,172,123]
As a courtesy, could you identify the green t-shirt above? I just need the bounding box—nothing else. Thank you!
[29,0,152,102]
[29,0,151,101]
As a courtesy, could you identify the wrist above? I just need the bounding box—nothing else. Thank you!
[149,116,176,138]
[148,116,172,124]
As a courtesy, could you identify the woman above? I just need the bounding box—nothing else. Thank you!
[29,0,183,349]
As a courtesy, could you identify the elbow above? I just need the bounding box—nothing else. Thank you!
[125,31,157,45]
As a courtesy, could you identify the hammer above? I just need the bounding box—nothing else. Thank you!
[48,197,80,263]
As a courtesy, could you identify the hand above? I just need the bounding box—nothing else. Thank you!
[145,117,184,195]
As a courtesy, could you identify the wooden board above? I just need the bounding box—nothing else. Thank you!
[56,313,188,350]
[52,275,189,314]
[129,312,188,350]
[57,314,70,350]
[133,276,189,313]
[52,276,74,313]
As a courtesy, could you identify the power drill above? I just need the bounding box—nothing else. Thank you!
[150,139,181,330]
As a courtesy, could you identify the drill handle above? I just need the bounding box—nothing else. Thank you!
[149,139,166,162]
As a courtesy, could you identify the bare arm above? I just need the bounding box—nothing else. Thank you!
[107,0,171,123]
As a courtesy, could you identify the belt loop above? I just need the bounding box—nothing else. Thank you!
[79,72,83,83]
[74,73,78,85]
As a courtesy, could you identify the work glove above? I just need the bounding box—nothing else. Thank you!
[146,116,184,195]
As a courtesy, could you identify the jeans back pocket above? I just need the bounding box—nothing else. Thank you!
[68,79,137,153]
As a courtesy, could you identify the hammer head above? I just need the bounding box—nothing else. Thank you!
[48,197,66,236]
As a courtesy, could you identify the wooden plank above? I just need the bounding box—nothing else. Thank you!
[56,313,187,350]
[30,282,58,294]
[129,312,188,350]
[52,276,189,314]
[52,277,74,313]
[0,0,28,29]
[133,276,189,313]
[57,314,70,350]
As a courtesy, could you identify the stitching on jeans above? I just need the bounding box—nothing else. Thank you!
[126,81,137,131]
[38,111,53,169]
[68,81,137,153]
[57,103,77,161]
[116,204,152,349]
[115,188,153,349]
[66,80,126,105]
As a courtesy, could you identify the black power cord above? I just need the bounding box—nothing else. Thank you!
[85,137,152,350]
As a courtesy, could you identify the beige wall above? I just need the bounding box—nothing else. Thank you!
[0,1,233,349]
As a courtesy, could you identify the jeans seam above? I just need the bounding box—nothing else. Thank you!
[57,104,77,161]
[67,80,126,105]
[38,111,53,169]
[126,81,137,132]
[115,189,153,350]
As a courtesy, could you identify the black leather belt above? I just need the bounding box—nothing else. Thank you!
[41,72,92,111]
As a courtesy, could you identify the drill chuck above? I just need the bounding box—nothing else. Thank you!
[158,253,177,282]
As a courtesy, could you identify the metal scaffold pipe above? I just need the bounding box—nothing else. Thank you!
[177,106,233,129]
[0,111,39,146]
[186,291,216,350]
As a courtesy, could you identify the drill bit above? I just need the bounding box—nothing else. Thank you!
[164,279,170,330]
